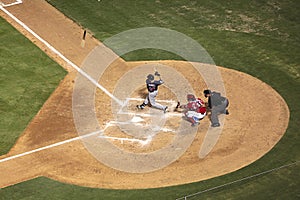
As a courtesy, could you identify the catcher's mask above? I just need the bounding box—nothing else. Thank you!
[187,94,196,101]
[147,74,154,81]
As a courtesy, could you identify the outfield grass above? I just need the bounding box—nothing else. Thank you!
[1,0,300,199]
[0,17,67,155]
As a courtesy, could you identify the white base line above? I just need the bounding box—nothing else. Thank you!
[0,3,123,106]
[0,130,102,163]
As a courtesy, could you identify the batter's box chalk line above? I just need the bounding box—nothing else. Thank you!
[98,134,153,146]
[94,98,181,146]
[96,116,177,146]
[106,120,177,133]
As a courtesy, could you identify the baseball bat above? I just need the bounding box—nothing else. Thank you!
[154,65,162,80]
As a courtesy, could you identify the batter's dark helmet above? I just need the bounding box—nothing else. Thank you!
[147,74,154,81]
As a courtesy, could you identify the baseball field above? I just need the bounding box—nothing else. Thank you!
[0,0,299,199]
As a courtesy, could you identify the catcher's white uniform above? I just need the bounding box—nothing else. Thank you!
[181,95,207,126]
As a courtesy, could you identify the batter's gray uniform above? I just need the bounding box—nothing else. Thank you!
[137,74,167,112]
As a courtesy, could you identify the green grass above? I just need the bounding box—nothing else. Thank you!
[0,17,66,155]
[1,163,299,200]
[1,0,300,199]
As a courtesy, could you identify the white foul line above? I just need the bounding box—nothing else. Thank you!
[0,130,101,163]
[0,3,123,106]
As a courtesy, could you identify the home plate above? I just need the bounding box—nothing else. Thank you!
[130,116,144,123]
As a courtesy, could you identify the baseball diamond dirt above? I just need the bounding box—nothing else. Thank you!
[0,0,289,189]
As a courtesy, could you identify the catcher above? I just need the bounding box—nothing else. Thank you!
[137,71,168,113]
[175,94,207,126]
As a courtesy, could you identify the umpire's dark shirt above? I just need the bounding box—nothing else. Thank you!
[208,92,226,108]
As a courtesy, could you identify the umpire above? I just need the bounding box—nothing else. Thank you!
[203,89,229,127]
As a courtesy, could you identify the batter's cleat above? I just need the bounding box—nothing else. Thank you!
[211,123,220,127]
[164,106,168,113]
[137,105,144,110]
[225,110,229,115]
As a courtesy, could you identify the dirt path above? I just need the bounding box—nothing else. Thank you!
[0,0,289,189]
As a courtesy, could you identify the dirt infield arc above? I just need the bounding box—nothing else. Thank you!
[0,0,289,189]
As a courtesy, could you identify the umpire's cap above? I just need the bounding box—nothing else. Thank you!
[203,89,211,97]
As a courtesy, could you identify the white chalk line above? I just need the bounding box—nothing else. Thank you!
[98,119,177,146]
[0,126,140,163]
[0,0,22,7]
[107,120,177,133]
[98,135,152,146]
[0,130,102,163]
[0,3,123,106]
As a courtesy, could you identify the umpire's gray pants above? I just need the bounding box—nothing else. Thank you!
[211,99,228,124]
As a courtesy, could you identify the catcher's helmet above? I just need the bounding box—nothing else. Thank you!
[187,94,196,101]
[147,74,154,81]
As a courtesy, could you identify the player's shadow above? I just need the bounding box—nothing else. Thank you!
[137,88,148,99]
